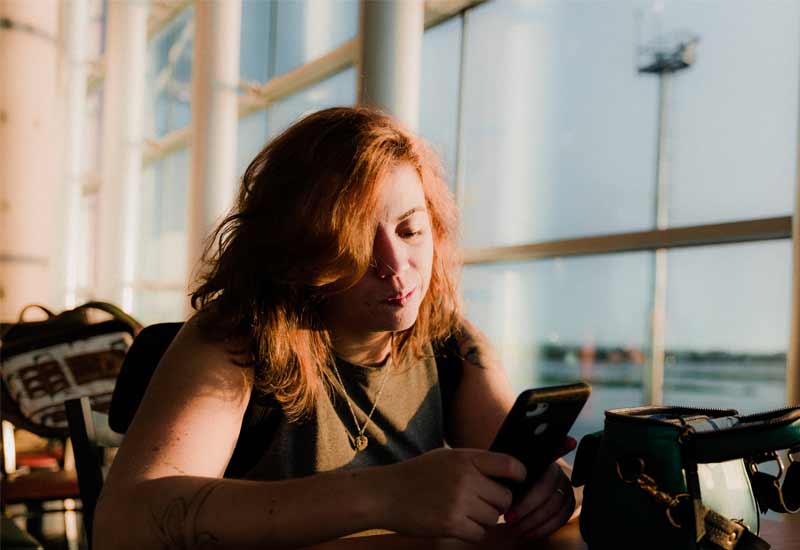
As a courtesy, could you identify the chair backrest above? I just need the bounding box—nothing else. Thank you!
[108,322,183,434]
[64,322,181,550]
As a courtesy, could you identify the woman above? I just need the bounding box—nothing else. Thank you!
[94,107,576,549]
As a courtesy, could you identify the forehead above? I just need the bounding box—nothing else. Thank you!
[375,163,426,219]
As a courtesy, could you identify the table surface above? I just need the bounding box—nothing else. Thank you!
[302,519,798,550]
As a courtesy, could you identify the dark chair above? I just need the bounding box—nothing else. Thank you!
[64,322,182,550]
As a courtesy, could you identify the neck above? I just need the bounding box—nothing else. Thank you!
[330,330,392,367]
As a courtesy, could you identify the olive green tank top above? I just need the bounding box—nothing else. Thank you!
[239,345,448,481]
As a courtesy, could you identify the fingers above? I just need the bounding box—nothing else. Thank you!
[519,490,574,540]
[469,494,504,527]
[470,450,526,483]
[472,475,514,513]
[513,483,572,536]
[506,462,561,520]
[507,466,576,540]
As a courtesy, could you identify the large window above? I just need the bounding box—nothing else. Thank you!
[663,241,791,413]
[653,1,799,226]
[107,1,796,427]
[420,15,463,189]
[272,0,359,77]
[437,0,798,439]
[463,252,652,445]
[133,149,190,323]
[457,1,658,247]
[137,3,361,322]
[146,7,194,139]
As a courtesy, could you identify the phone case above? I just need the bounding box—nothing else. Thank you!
[489,382,591,497]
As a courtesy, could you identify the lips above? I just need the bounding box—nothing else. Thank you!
[385,287,416,306]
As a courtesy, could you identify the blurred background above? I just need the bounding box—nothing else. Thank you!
[2,0,799,514]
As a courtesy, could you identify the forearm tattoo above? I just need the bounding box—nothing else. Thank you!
[150,480,223,549]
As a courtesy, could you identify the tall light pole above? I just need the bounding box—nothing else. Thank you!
[638,33,699,405]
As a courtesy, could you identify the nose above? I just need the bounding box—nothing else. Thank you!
[372,229,410,280]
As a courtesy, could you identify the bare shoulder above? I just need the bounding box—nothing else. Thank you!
[151,314,255,403]
[103,314,255,486]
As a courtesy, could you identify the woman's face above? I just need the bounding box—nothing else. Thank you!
[323,163,434,340]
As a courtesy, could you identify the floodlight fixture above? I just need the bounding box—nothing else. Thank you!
[638,30,700,74]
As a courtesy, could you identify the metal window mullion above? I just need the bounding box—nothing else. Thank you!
[88,0,194,94]
[142,0,482,167]
[461,217,793,264]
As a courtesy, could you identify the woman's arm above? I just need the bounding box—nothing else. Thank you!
[93,319,383,550]
[94,318,527,549]
[445,317,515,450]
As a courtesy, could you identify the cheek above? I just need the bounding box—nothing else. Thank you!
[420,242,435,291]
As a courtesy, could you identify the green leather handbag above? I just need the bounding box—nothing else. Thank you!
[572,406,800,550]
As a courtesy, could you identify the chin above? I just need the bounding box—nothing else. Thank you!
[375,307,420,333]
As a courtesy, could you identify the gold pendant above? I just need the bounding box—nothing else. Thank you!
[354,434,368,451]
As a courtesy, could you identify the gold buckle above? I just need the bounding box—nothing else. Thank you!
[704,509,745,550]
[616,457,690,529]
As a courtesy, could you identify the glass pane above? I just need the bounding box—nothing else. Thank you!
[137,149,190,286]
[650,1,799,226]
[78,195,98,294]
[273,0,359,78]
[458,0,658,248]
[84,88,103,174]
[462,252,652,457]
[147,7,194,138]
[420,15,462,190]
[237,110,269,177]
[266,67,357,139]
[241,0,273,83]
[133,289,185,324]
[664,241,791,413]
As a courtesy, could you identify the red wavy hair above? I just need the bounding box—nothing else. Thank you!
[191,106,461,421]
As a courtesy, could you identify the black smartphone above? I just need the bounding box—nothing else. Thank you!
[489,382,591,496]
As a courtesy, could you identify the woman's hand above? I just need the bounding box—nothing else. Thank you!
[504,461,576,541]
[378,448,526,543]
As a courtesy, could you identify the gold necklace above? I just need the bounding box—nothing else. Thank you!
[331,356,393,452]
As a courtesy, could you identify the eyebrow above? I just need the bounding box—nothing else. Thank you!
[396,206,427,223]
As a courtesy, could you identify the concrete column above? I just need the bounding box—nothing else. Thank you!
[60,0,89,309]
[358,0,424,130]
[96,0,148,310]
[186,0,242,311]
[0,1,62,320]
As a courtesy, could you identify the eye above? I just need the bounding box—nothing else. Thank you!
[400,227,424,239]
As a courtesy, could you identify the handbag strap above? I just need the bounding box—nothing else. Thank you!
[17,304,56,322]
[76,301,144,334]
[748,446,800,514]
